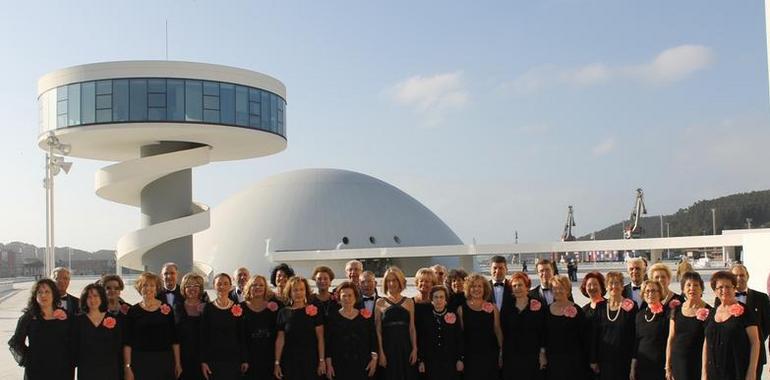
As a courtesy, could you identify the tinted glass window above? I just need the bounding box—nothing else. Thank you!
[67,83,81,126]
[235,86,248,126]
[129,79,147,121]
[185,80,202,122]
[220,84,235,124]
[81,82,95,124]
[167,80,184,121]
[112,80,129,122]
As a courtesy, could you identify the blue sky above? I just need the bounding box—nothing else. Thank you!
[1,1,768,251]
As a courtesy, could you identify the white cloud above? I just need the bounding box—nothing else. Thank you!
[389,71,469,127]
[592,137,616,156]
[508,44,714,94]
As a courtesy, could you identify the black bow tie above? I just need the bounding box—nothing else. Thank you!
[736,291,748,297]
[542,288,551,292]
[632,286,641,291]
[362,296,375,301]
[236,289,242,295]
[494,282,505,287]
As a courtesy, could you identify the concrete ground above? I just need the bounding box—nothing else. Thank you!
[0,267,764,379]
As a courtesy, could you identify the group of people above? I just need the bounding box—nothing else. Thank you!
[7,257,770,380]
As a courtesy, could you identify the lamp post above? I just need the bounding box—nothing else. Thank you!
[43,133,72,278]
[711,208,716,235]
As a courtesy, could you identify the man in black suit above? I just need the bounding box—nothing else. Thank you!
[356,270,378,314]
[159,262,184,307]
[529,259,573,304]
[52,267,79,315]
[228,267,250,303]
[488,255,512,311]
[714,264,770,380]
[622,257,647,308]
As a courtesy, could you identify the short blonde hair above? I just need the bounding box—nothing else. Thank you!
[244,275,274,302]
[134,272,162,295]
[550,275,572,297]
[606,271,625,285]
[414,267,438,287]
[180,273,205,301]
[382,267,407,295]
[648,263,672,281]
[463,273,491,300]
[311,266,336,282]
[283,276,312,306]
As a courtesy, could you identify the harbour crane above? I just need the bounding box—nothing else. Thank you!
[561,205,576,241]
[624,188,647,239]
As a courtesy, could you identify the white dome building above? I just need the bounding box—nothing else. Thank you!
[194,168,464,278]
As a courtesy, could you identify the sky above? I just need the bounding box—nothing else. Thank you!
[1,1,768,252]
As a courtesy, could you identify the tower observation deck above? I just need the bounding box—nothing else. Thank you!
[37,61,287,273]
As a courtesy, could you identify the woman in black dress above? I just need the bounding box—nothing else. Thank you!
[501,272,546,380]
[417,285,463,380]
[123,272,181,380]
[702,270,761,380]
[590,272,637,380]
[8,278,74,380]
[631,280,669,380]
[413,266,437,375]
[243,274,282,380]
[274,276,326,379]
[101,274,130,317]
[200,273,248,380]
[664,271,711,380]
[326,281,378,380]
[375,266,418,380]
[648,263,684,311]
[445,269,467,313]
[458,273,502,379]
[76,283,122,380]
[580,272,606,378]
[174,273,206,380]
[311,265,339,320]
[270,263,295,303]
[544,274,587,380]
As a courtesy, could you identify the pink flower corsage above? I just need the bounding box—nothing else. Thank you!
[529,299,542,311]
[103,316,117,329]
[444,312,457,324]
[120,303,130,315]
[53,309,67,320]
[729,303,744,317]
[482,302,495,313]
[306,304,318,317]
[360,308,372,319]
[160,304,171,315]
[563,305,578,318]
[231,304,243,317]
[696,308,710,321]
[267,301,279,312]
[668,299,682,309]
[649,302,664,314]
[621,298,635,312]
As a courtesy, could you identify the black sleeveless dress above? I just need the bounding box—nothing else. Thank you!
[634,307,670,380]
[461,302,499,379]
[704,302,758,380]
[379,297,417,380]
[669,305,711,380]
[591,300,637,380]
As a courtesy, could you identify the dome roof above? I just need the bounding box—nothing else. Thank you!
[194,168,463,276]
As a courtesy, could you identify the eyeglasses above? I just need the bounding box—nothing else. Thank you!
[715,285,735,291]
[643,289,660,294]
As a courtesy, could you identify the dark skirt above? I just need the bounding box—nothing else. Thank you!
[503,353,539,380]
[205,361,241,380]
[131,350,174,380]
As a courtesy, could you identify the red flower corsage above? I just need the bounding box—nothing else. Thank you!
[668,299,681,309]
[444,312,457,324]
[160,304,171,315]
[696,308,710,321]
[267,301,279,312]
[621,298,635,312]
[649,302,664,314]
[53,309,67,320]
[529,299,542,311]
[103,316,117,329]
[231,304,243,317]
[482,302,495,313]
[360,308,372,319]
[563,305,578,318]
[306,304,318,317]
[120,303,130,315]
[729,303,744,317]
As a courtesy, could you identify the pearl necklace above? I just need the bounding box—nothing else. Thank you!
[644,309,656,323]
[606,301,622,322]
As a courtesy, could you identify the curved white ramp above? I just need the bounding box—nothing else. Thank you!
[95,146,212,271]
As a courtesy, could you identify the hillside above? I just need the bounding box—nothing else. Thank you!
[579,190,770,240]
